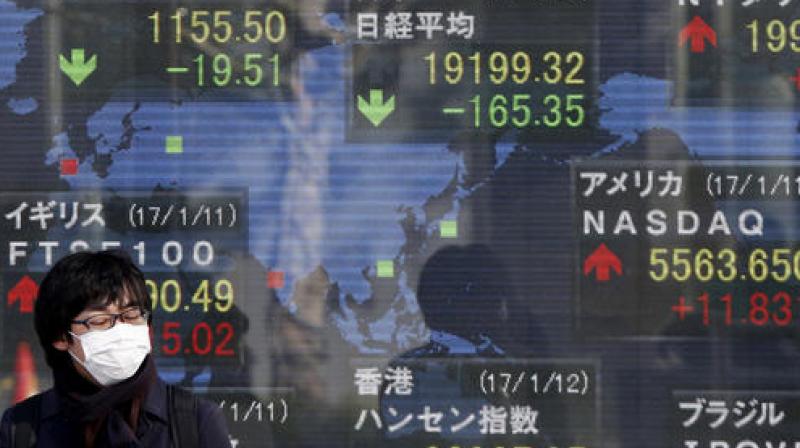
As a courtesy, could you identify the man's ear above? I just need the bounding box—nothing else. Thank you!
[52,334,69,351]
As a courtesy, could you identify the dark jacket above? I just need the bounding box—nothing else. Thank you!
[0,378,231,448]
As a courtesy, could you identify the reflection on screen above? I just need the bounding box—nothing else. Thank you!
[2,1,800,447]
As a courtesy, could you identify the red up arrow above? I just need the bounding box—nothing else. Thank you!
[583,244,623,282]
[679,16,717,54]
[7,275,38,314]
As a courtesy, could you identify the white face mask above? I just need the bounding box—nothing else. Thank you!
[68,323,151,386]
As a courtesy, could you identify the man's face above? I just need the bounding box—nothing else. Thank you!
[51,292,149,384]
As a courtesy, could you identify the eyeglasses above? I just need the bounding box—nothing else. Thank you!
[71,308,150,332]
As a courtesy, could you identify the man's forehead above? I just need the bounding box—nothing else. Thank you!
[81,295,136,312]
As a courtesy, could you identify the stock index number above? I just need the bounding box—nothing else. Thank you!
[424,50,586,86]
[149,9,287,45]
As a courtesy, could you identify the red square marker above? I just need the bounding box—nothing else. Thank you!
[267,271,285,289]
[60,159,78,176]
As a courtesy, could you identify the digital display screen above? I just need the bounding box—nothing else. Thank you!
[2,1,800,447]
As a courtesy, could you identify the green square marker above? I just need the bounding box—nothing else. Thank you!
[440,220,458,238]
[165,136,183,154]
[377,260,394,278]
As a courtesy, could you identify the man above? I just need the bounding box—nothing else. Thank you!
[0,250,231,447]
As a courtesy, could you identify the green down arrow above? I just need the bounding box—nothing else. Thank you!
[357,89,395,127]
[59,49,97,87]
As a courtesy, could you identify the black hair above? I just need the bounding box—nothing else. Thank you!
[416,244,513,340]
[34,250,153,369]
